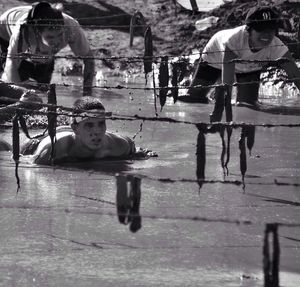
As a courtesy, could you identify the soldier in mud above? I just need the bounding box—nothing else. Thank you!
[0,1,95,96]
[180,6,300,122]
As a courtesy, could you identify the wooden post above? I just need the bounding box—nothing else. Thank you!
[190,0,198,12]
[47,84,57,164]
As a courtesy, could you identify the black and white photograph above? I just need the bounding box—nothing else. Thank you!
[0,0,299,286]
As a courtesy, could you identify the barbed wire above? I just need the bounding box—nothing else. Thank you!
[1,15,300,27]
[0,196,297,227]
[3,42,300,63]
[3,79,297,92]
[2,99,300,128]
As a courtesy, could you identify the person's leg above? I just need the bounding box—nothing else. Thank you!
[236,71,261,105]
[179,61,221,103]
[209,85,226,122]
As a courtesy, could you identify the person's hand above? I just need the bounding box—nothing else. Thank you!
[133,147,158,159]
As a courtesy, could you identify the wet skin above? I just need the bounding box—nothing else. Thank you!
[72,118,107,151]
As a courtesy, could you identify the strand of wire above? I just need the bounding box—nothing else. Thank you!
[4,78,298,92]
[3,42,299,61]
[2,14,300,26]
[45,207,300,227]
[3,103,300,128]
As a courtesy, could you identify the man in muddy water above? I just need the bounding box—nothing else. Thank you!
[20,97,136,165]
[179,6,300,122]
[0,1,95,96]
[20,97,156,165]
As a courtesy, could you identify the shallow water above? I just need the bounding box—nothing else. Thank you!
[0,74,300,286]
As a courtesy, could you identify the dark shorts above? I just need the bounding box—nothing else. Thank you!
[193,61,261,85]
[0,36,54,84]
[191,61,261,104]
[18,59,55,84]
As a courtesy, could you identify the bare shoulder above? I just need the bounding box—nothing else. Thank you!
[34,131,74,156]
[99,132,135,157]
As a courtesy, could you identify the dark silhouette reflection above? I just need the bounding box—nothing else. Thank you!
[196,124,256,190]
[116,174,142,233]
[263,224,280,287]
[57,159,134,173]
[244,125,256,156]
[239,126,256,189]
[239,129,247,189]
[196,124,206,190]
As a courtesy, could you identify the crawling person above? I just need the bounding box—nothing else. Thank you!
[179,6,300,122]
[21,97,155,165]
[0,1,95,96]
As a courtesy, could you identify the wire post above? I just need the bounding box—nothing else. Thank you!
[263,223,280,287]
[12,113,21,192]
[47,84,57,164]
[171,0,177,17]
[130,11,147,48]
[190,0,198,12]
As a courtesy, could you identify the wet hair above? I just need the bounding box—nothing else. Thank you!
[72,96,105,124]
[73,96,105,112]
[27,1,64,32]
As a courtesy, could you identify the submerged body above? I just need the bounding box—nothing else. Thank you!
[26,126,136,165]
[20,97,137,165]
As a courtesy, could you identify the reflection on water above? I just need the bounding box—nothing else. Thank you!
[196,124,256,190]
[116,174,142,233]
[263,224,280,287]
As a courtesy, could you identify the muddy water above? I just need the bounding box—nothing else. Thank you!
[0,75,300,287]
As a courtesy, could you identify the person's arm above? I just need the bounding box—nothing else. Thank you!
[66,16,95,96]
[222,46,237,95]
[1,27,23,83]
[111,135,136,158]
[278,51,300,91]
[82,49,95,96]
[97,134,136,158]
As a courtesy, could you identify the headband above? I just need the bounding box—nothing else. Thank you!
[72,109,112,123]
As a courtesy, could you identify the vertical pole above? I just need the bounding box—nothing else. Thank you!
[263,224,280,287]
[47,84,57,164]
[190,0,198,12]
[196,124,206,191]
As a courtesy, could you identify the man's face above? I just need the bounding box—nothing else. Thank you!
[250,28,276,50]
[73,118,107,150]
